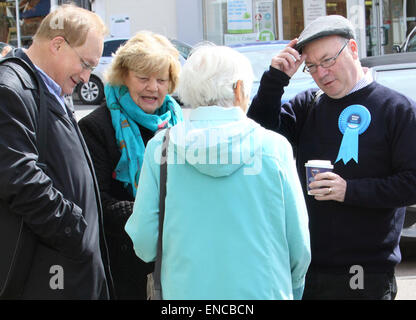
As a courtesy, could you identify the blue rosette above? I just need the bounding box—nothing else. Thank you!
[335,104,371,164]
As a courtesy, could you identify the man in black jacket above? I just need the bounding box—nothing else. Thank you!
[248,15,416,299]
[0,4,114,299]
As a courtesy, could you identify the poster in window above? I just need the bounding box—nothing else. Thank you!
[303,0,326,28]
[254,1,275,41]
[227,0,253,34]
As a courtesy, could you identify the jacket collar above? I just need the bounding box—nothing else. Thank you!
[13,48,68,117]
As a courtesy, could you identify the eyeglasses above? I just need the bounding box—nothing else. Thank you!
[63,38,96,72]
[303,41,349,74]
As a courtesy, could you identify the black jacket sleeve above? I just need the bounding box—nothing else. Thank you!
[78,107,134,233]
[0,75,87,258]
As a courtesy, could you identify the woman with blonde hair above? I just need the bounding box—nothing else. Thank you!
[79,31,183,299]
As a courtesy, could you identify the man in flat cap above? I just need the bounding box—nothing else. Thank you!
[248,15,416,300]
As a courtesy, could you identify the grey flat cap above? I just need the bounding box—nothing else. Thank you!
[295,15,356,52]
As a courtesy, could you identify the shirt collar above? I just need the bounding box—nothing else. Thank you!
[349,67,374,95]
[34,64,67,111]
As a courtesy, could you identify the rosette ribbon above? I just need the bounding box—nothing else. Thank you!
[335,104,371,165]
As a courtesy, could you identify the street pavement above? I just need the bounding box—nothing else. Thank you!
[74,102,416,300]
[73,103,97,121]
[395,251,416,300]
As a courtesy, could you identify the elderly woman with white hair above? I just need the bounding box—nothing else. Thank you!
[125,44,311,300]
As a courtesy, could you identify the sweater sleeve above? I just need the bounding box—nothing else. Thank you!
[247,67,289,131]
[248,67,317,149]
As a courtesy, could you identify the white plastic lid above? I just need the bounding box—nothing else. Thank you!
[305,160,334,169]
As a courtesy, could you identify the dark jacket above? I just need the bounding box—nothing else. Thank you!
[0,49,113,299]
[78,105,154,299]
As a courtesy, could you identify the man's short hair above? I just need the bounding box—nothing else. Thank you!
[34,4,107,47]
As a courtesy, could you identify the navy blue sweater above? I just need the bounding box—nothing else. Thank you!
[248,67,416,273]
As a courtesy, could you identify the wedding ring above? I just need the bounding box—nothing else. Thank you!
[328,187,332,194]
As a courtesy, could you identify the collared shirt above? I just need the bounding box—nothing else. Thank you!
[348,67,374,95]
[34,65,67,112]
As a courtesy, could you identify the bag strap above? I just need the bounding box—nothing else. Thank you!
[153,127,171,299]
[0,52,48,170]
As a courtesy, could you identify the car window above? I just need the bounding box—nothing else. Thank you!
[102,39,127,57]
[236,46,310,82]
[241,49,276,82]
[170,39,192,59]
[235,45,284,82]
[375,68,416,100]
[232,43,317,102]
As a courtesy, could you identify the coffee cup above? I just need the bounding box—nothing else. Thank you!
[305,160,334,195]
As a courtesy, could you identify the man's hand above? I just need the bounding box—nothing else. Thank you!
[308,172,347,202]
[270,38,306,78]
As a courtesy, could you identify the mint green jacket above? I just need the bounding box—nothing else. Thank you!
[125,106,310,300]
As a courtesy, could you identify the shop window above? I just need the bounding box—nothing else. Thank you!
[0,1,16,44]
[203,0,278,45]
[281,0,304,40]
[203,0,351,45]
[326,0,346,16]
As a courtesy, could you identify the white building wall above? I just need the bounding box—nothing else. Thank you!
[91,0,178,39]
[347,0,367,58]
[176,0,204,45]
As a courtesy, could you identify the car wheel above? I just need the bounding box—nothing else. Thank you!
[77,76,104,105]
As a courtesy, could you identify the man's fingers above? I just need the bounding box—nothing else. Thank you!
[285,47,302,62]
[270,38,305,78]
[287,38,298,48]
[313,171,337,181]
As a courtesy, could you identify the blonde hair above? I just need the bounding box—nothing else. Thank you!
[34,4,107,47]
[105,31,181,94]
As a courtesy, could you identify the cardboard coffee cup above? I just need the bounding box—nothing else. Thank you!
[305,160,334,195]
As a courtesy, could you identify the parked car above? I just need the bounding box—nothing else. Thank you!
[229,41,317,103]
[393,25,416,53]
[75,37,192,105]
[170,38,193,60]
[361,52,416,242]
[75,38,127,104]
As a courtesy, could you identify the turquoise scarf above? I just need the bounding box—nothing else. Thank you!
[105,84,183,197]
